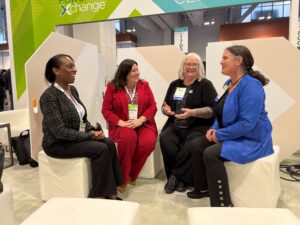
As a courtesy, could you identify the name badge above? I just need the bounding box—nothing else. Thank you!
[128,104,138,120]
[173,87,187,100]
[79,121,86,132]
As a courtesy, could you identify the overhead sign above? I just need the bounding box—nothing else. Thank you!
[9,0,276,98]
[174,27,188,53]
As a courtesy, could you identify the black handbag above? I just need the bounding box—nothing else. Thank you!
[11,130,38,167]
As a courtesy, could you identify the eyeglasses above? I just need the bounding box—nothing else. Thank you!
[184,63,199,68]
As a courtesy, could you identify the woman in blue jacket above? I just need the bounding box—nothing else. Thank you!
[187,45,273,207]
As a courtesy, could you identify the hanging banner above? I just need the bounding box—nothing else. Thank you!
[9,0,276,98]
[174,27,188,53]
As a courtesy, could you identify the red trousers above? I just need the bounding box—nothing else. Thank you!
[110,126,157,184]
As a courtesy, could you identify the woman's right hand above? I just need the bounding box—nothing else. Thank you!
[162,102,175,116]
[117,120,131,128]
[206,129,216,142]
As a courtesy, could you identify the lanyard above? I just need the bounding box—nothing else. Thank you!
[53,83,85,120]
[125,86,136,103]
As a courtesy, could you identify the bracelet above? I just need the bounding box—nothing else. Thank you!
[139,117,146,123]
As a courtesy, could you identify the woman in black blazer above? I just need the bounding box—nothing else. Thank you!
[40,54,123,199]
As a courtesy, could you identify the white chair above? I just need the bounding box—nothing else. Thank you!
[38,151,91,201]
[0,186,16,225]
[225,146,281,207]
[20,197,140,225]
[187,207,300,225]
[0,108,29,137]
[138,139,164,178]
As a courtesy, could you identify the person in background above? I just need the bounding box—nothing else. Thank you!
[102,59,157,193]
[4,69,13,110]
[0,70,5,111]
[40,54,123,200]
[188,45,273,207]
[160,53,217,194]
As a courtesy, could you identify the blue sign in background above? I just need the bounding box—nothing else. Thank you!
[153,0,276,13]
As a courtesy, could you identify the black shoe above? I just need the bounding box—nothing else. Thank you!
[164,175,178,194]
[187,190,209,199]
[176,181,187,192]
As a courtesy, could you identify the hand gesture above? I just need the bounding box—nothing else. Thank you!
[174,108,193,119]
[90,130,105,140]
[128,119,143,129]
[117,120,131,128]
[206,129,216,142]
[162,102,175,116]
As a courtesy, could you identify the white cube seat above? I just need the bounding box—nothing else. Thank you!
[20,197,140,225]
[138,139,163,179]
[0,108,29,146]
[0,187,15,225]
[187,207,300,225]
[38,151,91,201]
[224,146,281,207]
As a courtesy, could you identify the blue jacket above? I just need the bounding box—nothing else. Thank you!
[211,74,273,164]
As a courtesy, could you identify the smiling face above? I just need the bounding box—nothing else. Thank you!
[220,49,242,76]
[53,56,77,85]
[126,63,140,86]
[183,55,199,81]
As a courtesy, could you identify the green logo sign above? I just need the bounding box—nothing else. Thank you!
[59,0,107,16]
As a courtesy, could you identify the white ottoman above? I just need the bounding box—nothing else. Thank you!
[20,197,140,225]
[0,187,16,225]
[38,151,91,201]
[225,146,281,207]
[187,207,300,225]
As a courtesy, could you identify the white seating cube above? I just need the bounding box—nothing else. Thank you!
[225,146,281,207]
[138,139,163,178]
[20,197,140,225]
[187,207,300,225]
[38,151,91,201]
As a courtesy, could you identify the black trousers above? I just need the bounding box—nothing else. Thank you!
[191,136,232,207]
[44,138,123,198]
[160,123,206,185]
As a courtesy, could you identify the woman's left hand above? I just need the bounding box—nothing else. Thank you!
[174,108,193,119]
[90,130,105,140]
[211,131,219,143]
[128,119,143,129]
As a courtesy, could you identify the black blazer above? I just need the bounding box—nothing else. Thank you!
[40,85,100,149]
[162,78,217,134]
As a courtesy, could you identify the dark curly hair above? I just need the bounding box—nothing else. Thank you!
[45,54,73,83]
[226,45,269,86]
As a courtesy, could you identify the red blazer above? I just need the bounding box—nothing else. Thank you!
[102,80,158,138]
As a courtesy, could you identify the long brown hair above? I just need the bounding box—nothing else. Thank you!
[226,45,269,86]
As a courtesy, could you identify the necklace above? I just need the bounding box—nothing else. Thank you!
[230,74,246,86]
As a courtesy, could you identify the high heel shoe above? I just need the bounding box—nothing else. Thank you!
[106,194,123,200]
[117,184,127,193]
[128,179,136,186]
[187,190,209,199]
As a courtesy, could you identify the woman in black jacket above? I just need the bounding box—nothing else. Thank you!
[40,54,123,199]
[160,53,217,194]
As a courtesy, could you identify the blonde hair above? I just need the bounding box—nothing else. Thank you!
[178,52,205,81]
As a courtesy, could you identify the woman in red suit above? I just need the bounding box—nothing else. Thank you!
[102,59,157,192]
